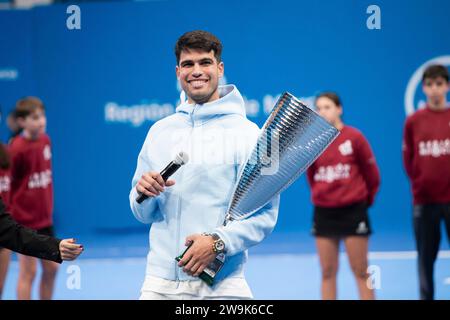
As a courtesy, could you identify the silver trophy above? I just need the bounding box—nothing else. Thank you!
[224,91,340,225]
[177,92,340,286]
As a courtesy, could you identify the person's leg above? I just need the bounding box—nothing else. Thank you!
[443,203,450,245]
[343,236,374,300]
[0,248,11,299]
[413,204,441,300]
[39,259,59,300]
[315,236,340,300]
[17,255,37,300]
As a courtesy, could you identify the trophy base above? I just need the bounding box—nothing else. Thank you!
[175,244,225,287]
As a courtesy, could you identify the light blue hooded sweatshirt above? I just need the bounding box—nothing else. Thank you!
[129,85,280,283]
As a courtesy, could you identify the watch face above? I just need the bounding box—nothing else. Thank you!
[215,240,225,252]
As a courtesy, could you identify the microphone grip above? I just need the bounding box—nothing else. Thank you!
[160,162,181,181]
[136,162,181,204]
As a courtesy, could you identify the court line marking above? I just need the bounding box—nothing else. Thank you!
[248,251,450,260]
[55,250,450,263]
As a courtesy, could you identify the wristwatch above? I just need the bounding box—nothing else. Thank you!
[212,233,226,254]
[203,232,226,254]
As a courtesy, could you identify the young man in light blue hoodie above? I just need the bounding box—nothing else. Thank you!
[130,30,280,300]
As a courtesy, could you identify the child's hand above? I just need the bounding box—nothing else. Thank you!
[59,238,84,261]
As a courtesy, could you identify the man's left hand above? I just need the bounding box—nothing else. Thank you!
[178,234,216,277]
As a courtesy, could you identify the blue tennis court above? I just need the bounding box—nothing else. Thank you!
[2,231,449,300]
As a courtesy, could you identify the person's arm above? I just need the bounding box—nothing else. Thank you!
[355,134,380,206]
[129,156,159,224]
[211,124,281,256]
[178,123,280,276]
[129,129,174,224]
[0,201,82,262]
[402,118,414,180]
[9,144,25,184]
[213,195,280,256]
[0,199,61,262]
[129,127,159,224]
[306,163,316,188]
[179,195,280,277]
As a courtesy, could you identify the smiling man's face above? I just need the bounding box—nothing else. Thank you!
[176,48,224,104]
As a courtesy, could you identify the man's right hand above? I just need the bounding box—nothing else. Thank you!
[136,171,175,198]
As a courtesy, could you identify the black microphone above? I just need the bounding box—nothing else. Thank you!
[136,151,189,204]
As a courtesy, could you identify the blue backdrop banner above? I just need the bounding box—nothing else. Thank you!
[0,0,449,237]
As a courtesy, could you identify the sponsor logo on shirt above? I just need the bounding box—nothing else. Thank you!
[418,139,450,157]
[356,221,368,234]
[338,140,353,156]
[314,163,351,183]
[0,176,10,193]
[43,145,52,160]
[28,169,52,189]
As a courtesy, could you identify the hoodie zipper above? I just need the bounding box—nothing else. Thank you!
[175,104,198,283]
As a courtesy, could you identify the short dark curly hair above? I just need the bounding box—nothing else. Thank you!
[174,30,223,65]
[315,92,342,107]
[422,64,449,83]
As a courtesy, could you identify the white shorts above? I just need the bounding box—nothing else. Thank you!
[139,275,253,300]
